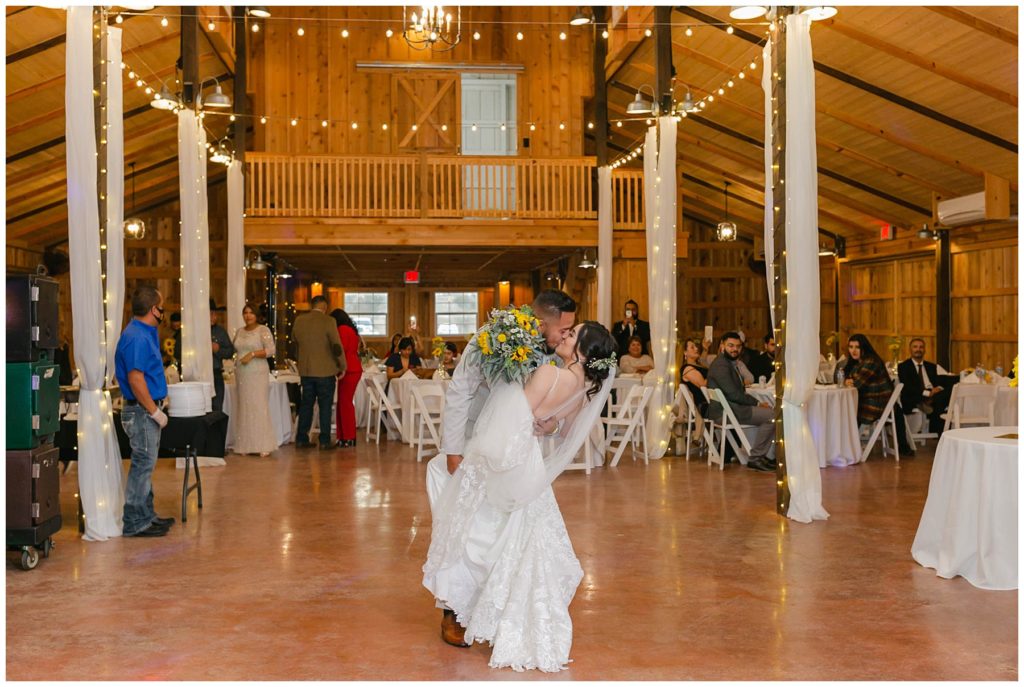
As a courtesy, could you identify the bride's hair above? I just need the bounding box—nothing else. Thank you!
[570,321,617,400]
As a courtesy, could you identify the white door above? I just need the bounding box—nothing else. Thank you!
[461,74,516,214]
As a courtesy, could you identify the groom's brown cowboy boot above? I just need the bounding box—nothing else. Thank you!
[441,610,470,648]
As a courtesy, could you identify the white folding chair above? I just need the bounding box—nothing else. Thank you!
[941,383,997,431]
[363,376,381,434]
[861,382,904,462]
[703,387,755,471]
[672,384,703,460]
[411,383,446,462]
[603,385,654,467]
[367,375,403,444]
[907,407,938,445]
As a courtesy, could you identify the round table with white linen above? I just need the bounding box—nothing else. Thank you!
[911,426,1018,590]
[746,383,861,467]
[222,377,293,450]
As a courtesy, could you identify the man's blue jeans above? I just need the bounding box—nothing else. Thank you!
[296,376,335,447]
[120,404,161,535]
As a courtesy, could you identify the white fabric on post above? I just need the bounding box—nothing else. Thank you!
[226,160,245,336]
[178,110,214,389]
[104,27,125,386]
[596,166,613,329]
[642,117,678,460]
[66,7,124,540]
[782,13,828,523]
[761,40,775,330]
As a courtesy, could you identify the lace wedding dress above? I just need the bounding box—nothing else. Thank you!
[422,380,588,673]
[231,325,278,455]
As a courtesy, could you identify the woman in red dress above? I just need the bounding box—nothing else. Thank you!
[331,309,364,448]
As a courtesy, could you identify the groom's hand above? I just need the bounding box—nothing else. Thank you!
[534,418,558,436]
[446,454,463,475]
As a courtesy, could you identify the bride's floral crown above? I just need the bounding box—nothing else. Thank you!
[587,354,618,371]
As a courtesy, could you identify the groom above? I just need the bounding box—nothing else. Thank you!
[426,289,577,647]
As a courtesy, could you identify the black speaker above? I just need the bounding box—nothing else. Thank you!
[7,275,60,363]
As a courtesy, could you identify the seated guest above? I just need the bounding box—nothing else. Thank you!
[707,331,776,473]
[737,330,759,369]
[385,336,422,381]
[677,339,710,442]
[898,338,955,436]
[386,333,403,358]
[619,336,654,375]
[442,343,459,376]
[749,334,776,382]
[843,334,913,454]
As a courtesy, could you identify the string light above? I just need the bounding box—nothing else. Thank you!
[385,28,394,38]
[252,22,260,33]
[341,28,349,38]
[297,26,305,36]
[160,16,168,27]
[115,13,123,23]
[726,25,735,34]
[559,31,566,40]
[601,29,609,39]
[473,31,481,40]
[351,121,358,129]
[685,27,693,37]
[516,31,524,40]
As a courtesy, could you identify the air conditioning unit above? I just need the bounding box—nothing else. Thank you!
[937,191,985,227]
[933,173,1010,228]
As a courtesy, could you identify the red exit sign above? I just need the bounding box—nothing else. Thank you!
[880,224,896,241]
[404,270,420,284]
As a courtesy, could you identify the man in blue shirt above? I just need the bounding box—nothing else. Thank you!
[115,286,175,537]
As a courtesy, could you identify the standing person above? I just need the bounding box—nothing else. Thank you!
[611,298,651,355]
[114,286,175,538]
[231,304,278,456]
[706,331,776,473]
[843,334,914,455]
[423,322,617,672]
[292,295,346,449]
[425,289,577,650]
[209,299,235,413]
[331,308,363,448]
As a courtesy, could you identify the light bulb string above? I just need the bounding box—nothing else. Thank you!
[114,9,769,30]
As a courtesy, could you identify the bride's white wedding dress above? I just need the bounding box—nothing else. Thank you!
[422,378,589,673]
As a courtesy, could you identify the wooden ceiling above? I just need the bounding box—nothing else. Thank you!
[6,5,234,247]
[5,5,1018,254]
[605,5,1017,239]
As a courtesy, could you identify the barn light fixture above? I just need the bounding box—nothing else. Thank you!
[626,84,656,115]
[569,8,592,26]
[199,77,231,108]
[248,6,271,19]
[123,162,146,239]
[150,84,178,110]
[800,6,838,20]
[578,251,597,269]
[729,6,768,20]
[716,182,738,242]
[245,249,268,270]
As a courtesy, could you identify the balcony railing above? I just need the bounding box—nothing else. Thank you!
[612,169,644,229]
[246,153,597,220]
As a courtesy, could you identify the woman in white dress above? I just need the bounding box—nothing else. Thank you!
[231,304,278,456]
[423,321,616,673]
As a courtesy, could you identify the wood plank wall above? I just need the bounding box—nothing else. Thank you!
[838,222,1017,371]
[248,6,593,157]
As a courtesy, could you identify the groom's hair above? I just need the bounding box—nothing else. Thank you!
[533,289,576,319]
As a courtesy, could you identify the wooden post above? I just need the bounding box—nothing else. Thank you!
[233,6,247,166]
[592,6,609,166]
[94,8,108,309]
[935,230,952,369]
[654,6,673,114]
[181,7,199,107]
[770,9,791,517]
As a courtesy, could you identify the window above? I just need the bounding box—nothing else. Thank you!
[435,292,479,336]
[343,292,388,336]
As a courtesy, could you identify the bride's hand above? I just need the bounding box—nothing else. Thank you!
[533,418,558,436]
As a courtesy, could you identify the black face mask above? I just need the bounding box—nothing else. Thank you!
[153,306,165,324]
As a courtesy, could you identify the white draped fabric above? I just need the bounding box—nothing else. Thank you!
[642,117,678,460]
[761,41,776,330]
[66,7,124,540]
[596,166,613,329]
[104,27,125,386]
[178,110,214,389]
[781,14,828,523]
[226,160,246,336]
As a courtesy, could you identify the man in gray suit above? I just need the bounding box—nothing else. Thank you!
[425,289,577,648]
[707,331,776,473]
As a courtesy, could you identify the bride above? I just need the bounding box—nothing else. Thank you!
[422,321,617,673]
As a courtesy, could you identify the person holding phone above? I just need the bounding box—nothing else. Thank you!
[611,299,651,356]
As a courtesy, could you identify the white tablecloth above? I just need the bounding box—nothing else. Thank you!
[222,378,293,449]
[957,384,1018,427]
[747,384,861,467]
[911,426,1018,590]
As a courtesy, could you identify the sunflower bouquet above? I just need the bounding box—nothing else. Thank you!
[430,336,445,359]
[473,305,546,386]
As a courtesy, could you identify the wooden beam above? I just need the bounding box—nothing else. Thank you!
[233,6,247,165]
[820,19,1016,107]
[935,232,951,369]
[654,6,673,113]
[8,103,158,163]
[181,7,199,106]
[592,6,609,166]
[926,6,1017,46]
[675,6,1018,152]
[244,219,598,248]
[5,12,144,64]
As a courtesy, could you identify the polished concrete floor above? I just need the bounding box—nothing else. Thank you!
[6,438,1017,681]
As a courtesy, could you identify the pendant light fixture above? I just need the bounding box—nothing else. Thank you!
[716,182,738,241]
[569,7,592,25]
[578,250,597,269]
[123,162,146,239]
